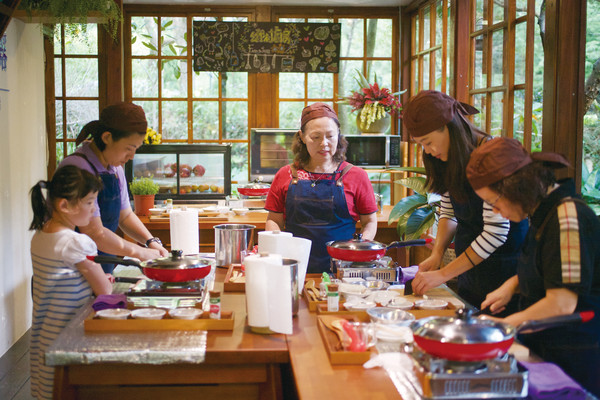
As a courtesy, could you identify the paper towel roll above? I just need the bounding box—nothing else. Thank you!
[169,208,199,255]
[258,230,293,254]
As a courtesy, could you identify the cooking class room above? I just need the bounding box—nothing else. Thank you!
[1,0,599,399]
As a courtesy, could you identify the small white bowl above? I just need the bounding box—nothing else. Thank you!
[232,208,249,216]
[96,308,131,320]
[344,300,377,311]
[415,299,448,310]
[168,307,203,320]
[131,308,166,320]
[388,297,414,310]
[148,208,164,216]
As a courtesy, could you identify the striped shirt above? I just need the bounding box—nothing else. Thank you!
[439,192,510,260]
[30,230,97,400]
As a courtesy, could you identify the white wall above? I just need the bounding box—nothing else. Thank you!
[0,19,47,357]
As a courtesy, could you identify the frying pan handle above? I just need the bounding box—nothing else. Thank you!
[386,238,432,249]
[86,255,142,268]
[517,311,595,333]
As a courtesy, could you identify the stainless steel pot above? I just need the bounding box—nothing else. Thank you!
[214,224,256,266]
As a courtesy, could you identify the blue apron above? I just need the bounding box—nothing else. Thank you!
[451,183,527,314]
[517,181,600,396]
[285,164,357,274]
[69,153,122,274]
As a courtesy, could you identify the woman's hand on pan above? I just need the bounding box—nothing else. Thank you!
[418,254,442,272]
[412,270,446,295]
[136,246,164,261]
[148,241,169,257]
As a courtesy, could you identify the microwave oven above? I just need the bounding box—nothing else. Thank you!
[344,135,401,168]
[250,128,296,182]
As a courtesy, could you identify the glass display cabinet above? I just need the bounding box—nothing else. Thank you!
[125,144,232,200]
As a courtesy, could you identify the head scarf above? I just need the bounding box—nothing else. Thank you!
[300,102,339,129]
[402,90,479,137]
[466,137,571,190]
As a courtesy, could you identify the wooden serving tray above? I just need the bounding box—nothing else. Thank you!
[316,314,372,365]
[84,308,234,332]
[224,264,245,292]
[316,302,458,318]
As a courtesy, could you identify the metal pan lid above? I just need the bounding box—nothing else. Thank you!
[142,250,213,270]
[326,233,386,251]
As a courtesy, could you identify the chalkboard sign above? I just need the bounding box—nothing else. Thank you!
[193,21,341,73]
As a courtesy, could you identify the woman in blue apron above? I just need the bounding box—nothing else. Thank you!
[402,91,527,315]
[59,102,167,273]
[468,137,600,396]
[265,103,378,273]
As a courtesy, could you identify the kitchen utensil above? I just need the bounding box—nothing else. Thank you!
[319,315,351,350]
[214,224,256,266]
[341,321,376,352]
[404,279,414,295]
[326,233,432,262]
[367,307,416,326]
[411,308,595,362]
[88,251,213,283]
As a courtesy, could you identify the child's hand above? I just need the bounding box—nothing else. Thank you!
[106,274,115,284]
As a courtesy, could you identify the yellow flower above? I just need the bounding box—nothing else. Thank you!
[144,127,161,145]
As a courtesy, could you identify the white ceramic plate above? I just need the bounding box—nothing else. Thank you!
[343,300,377,311]
[415,299,448,310]
[96,308,131,320]
[338,282,371,297]
[168,307,203,320]
[368,290,400,306]
[131,308,166,320]
[232,208,249,216]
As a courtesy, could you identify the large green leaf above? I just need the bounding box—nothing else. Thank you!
[388,193,427,223]
[395,176,427,195]
[405,208,436,240]
[395,212,411,238]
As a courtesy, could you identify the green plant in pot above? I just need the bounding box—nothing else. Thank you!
[129,177,159,217]
[388,167,441,240]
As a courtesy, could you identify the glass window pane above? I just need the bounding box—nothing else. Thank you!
[423,7,431,49]
[340,19,363,57]
[475,0,485,31]
[279,73,305,99]
[132,59,158,98]
[473,34,486,89]
[65,58,98,97]
[422,54,430,90]
[367,60,392,90]
[338,104,360,136]
[65,24,97,55]
[412,59,419,94]
[471,94,486,129]
[66,100,98,140]
[516,0,528,18]
[434,49,442,91]
[414,16,419,52]
[338,60,363,100]
[491,30,504,87]
[162,101,188,140]
[223,17,248,22]
[161,17,188,56]
[136,101,159,133]
[279,18,305,23]
[222,101,248,140]
[493,1,506,24]
[230,142,249,182]
[490,91,504,136]
[131,17,159,56]
[222,72,248,99]
[54,27,62,55]
[367,19,392,57]
[308,18,331,23]
[193,71,218,98]
[435,1,443,47]
[279,102,304,129]
[307,73,333,99]
[54,58,62,97]
[513,90,525,143]
[55,101,63,139]
[515,22,527,85]
[162,59,187,98]
[193,101,219,140]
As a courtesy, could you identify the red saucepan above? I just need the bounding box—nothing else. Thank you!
[88,250,213,282]
[326,233,432,262]
[411,308,595,362]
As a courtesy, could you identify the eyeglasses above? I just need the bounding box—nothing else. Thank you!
[485,193,503,210]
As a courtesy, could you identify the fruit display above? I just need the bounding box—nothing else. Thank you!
[193,164,206,177]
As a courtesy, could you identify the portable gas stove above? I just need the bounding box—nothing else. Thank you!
[126,279,207,309]
[411,348,528,399]
[331,257,399,282]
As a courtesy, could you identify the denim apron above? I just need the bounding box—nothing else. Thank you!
[285,164,357,274]
[451,184,527,313]
[517,183,600,396]
[69,153,122,273]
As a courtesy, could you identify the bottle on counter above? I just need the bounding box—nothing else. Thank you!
[165,198,173,211]
[327,284,339,312]
[209,290,221,319]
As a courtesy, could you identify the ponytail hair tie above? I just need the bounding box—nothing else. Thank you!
[38,181,47,189]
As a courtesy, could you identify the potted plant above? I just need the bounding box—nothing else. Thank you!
[129,177,159,216]
[339,70,405,133]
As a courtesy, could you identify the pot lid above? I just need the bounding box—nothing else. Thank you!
[412,308,514,344]
[239,177,271,190]
[143,250,213,270]
[326,233,386,251]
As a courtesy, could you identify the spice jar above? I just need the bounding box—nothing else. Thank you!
[327,284,339,312]
[209,290,221,319]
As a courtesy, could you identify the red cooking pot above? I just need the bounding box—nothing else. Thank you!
[411,308,595,362]
[88,250,213,282]
[326,233,432,262]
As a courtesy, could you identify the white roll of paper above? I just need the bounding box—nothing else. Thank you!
[169,208,199,255]
[258,230,293,254]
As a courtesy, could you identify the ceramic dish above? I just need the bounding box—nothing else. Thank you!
[367,307,416,326]
[338,282,371,298]
[168,307,203,320]
[343,299,377,311]
[96,308,131,320]
[131,308,166,320]
[415,299,448,310]
[369,290,400,306]
[387,297,414,310]
[148,208,165,216]
[232,208,249,216]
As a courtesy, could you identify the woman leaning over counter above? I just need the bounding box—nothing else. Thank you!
[58,102,168,273]
[265,103,378,274]
[403,91,528,315]
[467,137,600,396]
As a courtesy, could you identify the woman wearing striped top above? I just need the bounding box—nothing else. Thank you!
[402,91,528,315]
[29,165,112,400]
[467,137,600,396]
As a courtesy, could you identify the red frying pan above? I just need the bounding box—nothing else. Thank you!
[326,233,432,262]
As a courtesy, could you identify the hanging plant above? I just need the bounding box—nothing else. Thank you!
[19,0,123,42]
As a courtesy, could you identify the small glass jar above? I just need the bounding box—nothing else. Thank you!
[209,290,221,319]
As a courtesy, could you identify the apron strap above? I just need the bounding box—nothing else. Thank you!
[290,164,299,185]
[335,164,354,187]
[535,197,588,241]
[67,152,100,175]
